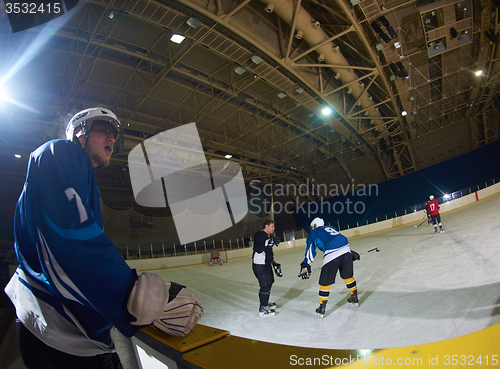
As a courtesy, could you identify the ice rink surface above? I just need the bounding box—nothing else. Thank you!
[154,194,500,350]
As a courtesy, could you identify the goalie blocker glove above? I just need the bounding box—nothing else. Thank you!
[351,250,360,261]
[125,270,203,337]
[298,262,311,279]
[273,263,283,277]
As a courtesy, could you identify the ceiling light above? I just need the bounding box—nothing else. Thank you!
[251,55,263,64]
[295,85,304,94]
[322,107,332,116]
[15,154,21,159]
[401,110,408,116]
[225,154,232,158]
[394,41,401,49]
[186,17,201,28]
[475,70,483,76]
[170,34,185,44]
[233,66,246,75]
[277,91,287,99]
[108,11,123,21]
[264,3,274,13]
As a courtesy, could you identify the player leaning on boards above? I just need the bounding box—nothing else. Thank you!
[5,107,203,369]
[252,219,283,316]
[427,195,445,233]
[298,218,360,318]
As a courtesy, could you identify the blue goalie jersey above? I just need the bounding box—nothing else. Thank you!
[5,139,139,356]
[302,226,351,266]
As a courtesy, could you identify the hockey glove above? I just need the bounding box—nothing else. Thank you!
[273,263,283,277]
[298,263,311,279]
[272,237,280,246]
[351,250,360,261]
[126,270,203,337]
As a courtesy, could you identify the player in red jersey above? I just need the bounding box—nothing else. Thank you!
[427,195,445,233]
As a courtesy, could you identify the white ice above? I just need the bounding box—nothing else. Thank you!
[153,193,500,350]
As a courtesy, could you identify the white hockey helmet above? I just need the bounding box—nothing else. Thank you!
[66,107,123,152]
[310,217,325,229]
[429,195,434,200]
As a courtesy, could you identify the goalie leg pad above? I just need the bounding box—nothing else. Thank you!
[127,271,169,326]
[153,284,204,337]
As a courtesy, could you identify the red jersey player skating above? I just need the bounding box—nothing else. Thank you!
[427,195,445,233]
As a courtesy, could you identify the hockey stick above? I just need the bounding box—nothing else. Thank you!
[360,247,380,255]
[309,248,380,274]
[413,218,427,228]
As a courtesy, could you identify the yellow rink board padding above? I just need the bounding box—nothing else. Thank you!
[182,321,500,369]
[139,324,229,353]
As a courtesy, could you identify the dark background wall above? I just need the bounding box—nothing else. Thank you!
[297,139,500,230]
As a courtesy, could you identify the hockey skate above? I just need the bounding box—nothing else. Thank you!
[347,291,359,307]
[266,302,276,311]
[259,306,275,316]
[316,301,327,319]
[434,228,438,233]
[440,228,445,233]
[209,260,214,266]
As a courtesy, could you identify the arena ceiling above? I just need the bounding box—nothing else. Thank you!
[1,0,500,217]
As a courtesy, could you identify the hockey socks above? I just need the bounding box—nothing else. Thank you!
[319,284,331,305]
[343,277,358,305]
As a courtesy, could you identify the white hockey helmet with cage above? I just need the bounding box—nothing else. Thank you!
[66,107,123,152]
[429,195,434,200]
[310,217,325,229]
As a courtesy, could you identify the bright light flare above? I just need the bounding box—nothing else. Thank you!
[321,107,332,116]
[475,70,483,77]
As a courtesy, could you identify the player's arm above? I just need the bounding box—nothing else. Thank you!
[253,231,267,253]
[298,234,315,279]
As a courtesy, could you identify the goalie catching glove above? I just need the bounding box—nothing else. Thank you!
[126,270,203,337]
[298,262,311,279]
[273,262,283,277]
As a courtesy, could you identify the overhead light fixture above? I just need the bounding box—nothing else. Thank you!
[322,107,332,116]
[394,41,401,49]
[475,70,483,76]
[277,91,287,99]
[264,3,274,13]
[170,34,185,44]
[108,10,123,21]
[233,66,246,75]
[225,154,232,159]
[295,31,304,40]
[295,85,304,94]
[251,55,263,64]
[186,17,201,28]
[15,154,21,159]
[401,110,408,116]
